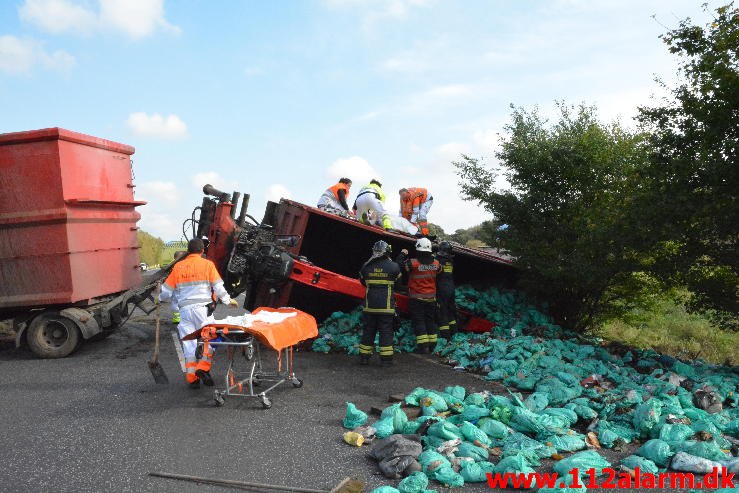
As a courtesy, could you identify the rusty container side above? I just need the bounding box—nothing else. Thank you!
[0,128,144,312]
[271,199,518,318]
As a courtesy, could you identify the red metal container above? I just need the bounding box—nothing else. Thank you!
[0,128,144,314]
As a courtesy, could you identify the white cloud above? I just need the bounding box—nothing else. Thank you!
[19,0,98,35]
[266,184,292,203]
[18,0,180,39]
[324,0,431,29]
[0,35,75,74]
[325,156,381,186]
[135,180,182,239]
[126,112,188,139]
[191,171,239,193]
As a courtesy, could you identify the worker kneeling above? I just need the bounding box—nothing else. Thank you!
[159,238,238,388]
[358,240,401,367]
[397,238,440,354]
[399,187,433,236]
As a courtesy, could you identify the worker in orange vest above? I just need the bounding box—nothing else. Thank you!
[397,237,441,354]
[399,187,433,236]
[317,178,352,213]
[159,238,238,388]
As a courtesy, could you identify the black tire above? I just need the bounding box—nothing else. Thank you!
[26,312,80,358]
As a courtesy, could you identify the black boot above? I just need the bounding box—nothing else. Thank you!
[380,356,393,367]
[424,343,433,354]
[359,354,370,366]
[195,369,214,387]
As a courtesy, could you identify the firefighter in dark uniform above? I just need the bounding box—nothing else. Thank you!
[435,241,457,340]
[358,240,402,367]
[397,237,440,354]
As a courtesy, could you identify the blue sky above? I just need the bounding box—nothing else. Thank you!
[0,0,714,240]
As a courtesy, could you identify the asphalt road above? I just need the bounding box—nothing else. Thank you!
[0,305,723,492]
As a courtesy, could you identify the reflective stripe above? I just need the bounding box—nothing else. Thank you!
[410,293,436,300]
[366,279,395,285]
[180,298,212,307]
[379,346,393,355]
[449,320,457,326]
[363,308,395,313]
[359,344,373,354]
[428,334,438,342]
[438,325,449,331]
[409,273,436,279]
[416,335,428,343]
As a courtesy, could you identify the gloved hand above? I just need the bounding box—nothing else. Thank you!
[228,299,239,307]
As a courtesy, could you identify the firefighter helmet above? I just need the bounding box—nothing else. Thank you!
[415,237,432,252]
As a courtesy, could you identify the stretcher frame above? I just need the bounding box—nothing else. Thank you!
[198,327,303,409]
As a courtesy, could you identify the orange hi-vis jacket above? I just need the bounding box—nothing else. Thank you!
[408,258,440,301]
[400,187,428,222]
[159,254,231,309]
[328,182,349,201]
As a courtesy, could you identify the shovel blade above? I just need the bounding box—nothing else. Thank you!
[148,360,169,384]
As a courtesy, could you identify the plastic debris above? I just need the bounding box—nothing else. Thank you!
[343,431,365,446]
[397,471,429,493]
[343,402,368,429]
[552,451,612,477]
[621,455,659,475]
[328,285,739,490]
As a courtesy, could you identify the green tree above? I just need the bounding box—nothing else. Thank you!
[137,230,164,266]
[637,3,738,328]
[455,104,654,331]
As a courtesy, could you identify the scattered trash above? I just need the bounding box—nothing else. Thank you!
[343,431,365,447]
[344,402,368,429]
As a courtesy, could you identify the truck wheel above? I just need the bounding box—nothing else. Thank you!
[26,312,80,358]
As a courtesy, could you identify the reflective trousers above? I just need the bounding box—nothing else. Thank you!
[437,285,457,338]
[410,298,437,347]
[177,304,216,383]
[359,312,394,358]
[355,193,391,229]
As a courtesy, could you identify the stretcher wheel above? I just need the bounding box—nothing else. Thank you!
[291,378,303,388]
[214,391,225,407]
[242,344,254,361]
[260,395,272,409]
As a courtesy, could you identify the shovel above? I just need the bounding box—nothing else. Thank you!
[148,284,169,384]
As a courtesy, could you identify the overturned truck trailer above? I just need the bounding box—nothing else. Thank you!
[193,186,517,321]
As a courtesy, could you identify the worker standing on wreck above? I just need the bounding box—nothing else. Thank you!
[358,240,402,367]
[353,179,392,230]
[159,238,238,388]
[435,241,457,340]
[399,187,433,236]
[397,238,440,354]
[317,177,352,214]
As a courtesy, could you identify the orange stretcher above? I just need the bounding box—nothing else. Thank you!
[184,307,318,409]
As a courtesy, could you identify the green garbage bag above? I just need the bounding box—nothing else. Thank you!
[565,403,598,420]
[343,402,368,429]
[419,392,448,412]
[490,405,513,424]
[478,418,508,439]
[428,421,462,440]
[658,423,693,446]
[553,450,612,477]
[421,434,445,450]
[509,406,546,435]
[455,441,489,461]
[635,439,673,467]
[459,421,491,446]
[524,392,549,412]
[546,434,587,452]
[403,421,421,434]
[680,440,729,461]
[633,399,662,436]
[444,386,466,401]
[542,407,578,427]
[488,395,514,408]
[381,403,408,433]
[460,460,495,482]
[621,455,658,475]
[436,392,464,412]
[418,450,450,472]
[374,416,395,439]
[429,464,464,487]
[502,433,556,465]
[461,405,491,421]
[444,414,466,426]
[494,453,536,476]
[725,419,739,438]
[464,393,486,407]
[398,472,428,493]
[405,387,429,406]
[370,487,399,493]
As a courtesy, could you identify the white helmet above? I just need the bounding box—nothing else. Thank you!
[415,237,432,252]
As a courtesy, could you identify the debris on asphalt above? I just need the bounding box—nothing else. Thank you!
[327,285,738,488]
[343,431,365,447]
[344,402,369,429]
